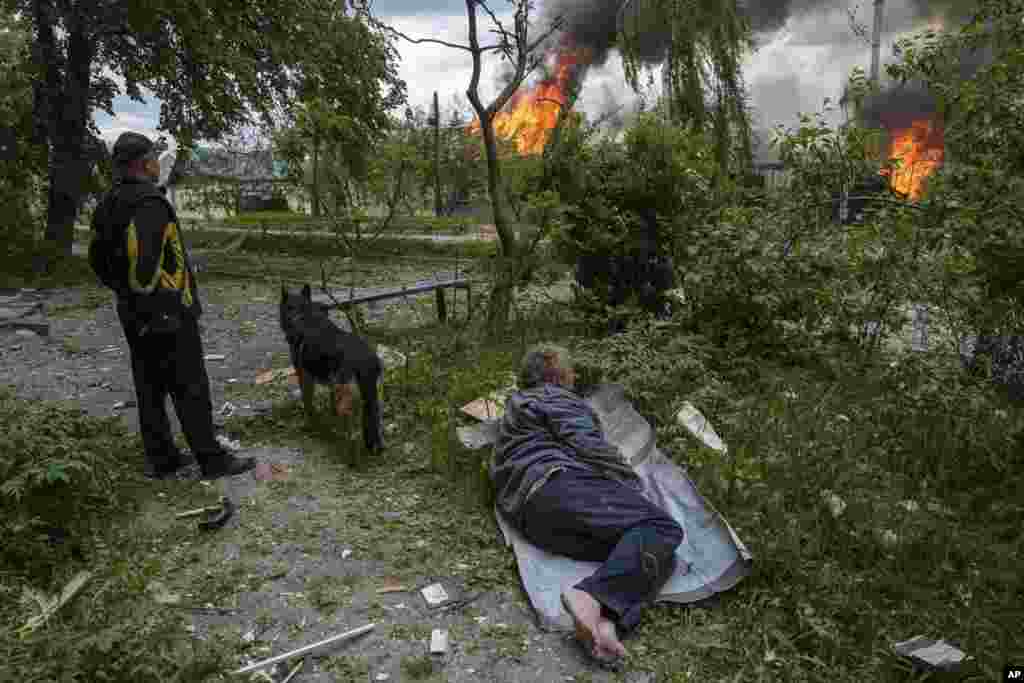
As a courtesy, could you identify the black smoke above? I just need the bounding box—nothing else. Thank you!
[539,0,982,67]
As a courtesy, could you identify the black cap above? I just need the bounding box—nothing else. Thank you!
[112,132,157,164]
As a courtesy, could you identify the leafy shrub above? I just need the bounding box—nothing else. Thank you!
[0,388,143,575]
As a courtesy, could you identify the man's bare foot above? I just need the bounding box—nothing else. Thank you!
[562,588,627,663]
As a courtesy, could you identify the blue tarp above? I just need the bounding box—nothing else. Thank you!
[486,384,753,631]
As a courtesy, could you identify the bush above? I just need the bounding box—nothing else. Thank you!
[0,388,143,576]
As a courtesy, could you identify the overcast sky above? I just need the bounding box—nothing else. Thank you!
[94,0,946,162]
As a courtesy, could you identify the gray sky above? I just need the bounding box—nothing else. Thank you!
[94,0,950,161]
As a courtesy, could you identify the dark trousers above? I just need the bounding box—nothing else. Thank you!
[520,468,684,632]
[117,305,220,468]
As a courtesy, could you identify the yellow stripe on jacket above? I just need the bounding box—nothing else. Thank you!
[126,220,194,306]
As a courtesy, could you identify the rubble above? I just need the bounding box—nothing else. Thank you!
[420,583,449,606]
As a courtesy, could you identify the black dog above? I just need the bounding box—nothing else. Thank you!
[280,284,384,452]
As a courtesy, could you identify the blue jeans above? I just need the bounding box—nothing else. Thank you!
[519,468,684,632]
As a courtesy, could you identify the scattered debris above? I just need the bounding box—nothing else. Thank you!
[456,422,500,450]
[166,604,239,615]
[420,583,450,606]
[675,402,728,453]
[430,629,449,655]
[255,367,296,385]
[242,628,257,643]
[101,345,120,353]
[14,329,37,338]
[252,462,289,482]
[341,548,353,559]
[434,592,484,614]
[460,387,514,421]
[112,400,137,410]
[377,579,408,594]
[176,496,235,531]
[219,402,236,418]
[204,354,226,361]
[893,636,972,672]
[375,674,390,682]
[18,570,92,637]
[280,660,304,683]
[230,622,376,675]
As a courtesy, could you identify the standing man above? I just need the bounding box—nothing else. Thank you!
[90,132,255,480]
[491,343,684,666]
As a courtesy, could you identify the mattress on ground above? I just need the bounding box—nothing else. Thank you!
[491,383,754,631]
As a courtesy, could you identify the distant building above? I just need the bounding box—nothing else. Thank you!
[160,146,306,218]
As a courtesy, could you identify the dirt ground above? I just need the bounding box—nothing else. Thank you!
[1,270,646,682]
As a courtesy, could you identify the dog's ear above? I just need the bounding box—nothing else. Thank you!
[302,284,312,301]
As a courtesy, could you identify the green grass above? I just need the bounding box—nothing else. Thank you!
[216,211,482,235]
[1,275,1021,681]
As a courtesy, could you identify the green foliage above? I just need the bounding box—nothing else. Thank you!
[0,388,143,575]
[0,13,46,273]
[572,319,720,424]
[619,0,754,179]
[885,0,1024,332]
[550,113,717,292]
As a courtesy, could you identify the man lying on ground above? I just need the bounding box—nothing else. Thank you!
[490,344,684,666]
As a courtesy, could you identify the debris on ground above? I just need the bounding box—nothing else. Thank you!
[18,570,92,637]
[461,387,514,421]
[376,579,408,594]
[430,629,449,654]
[231,622,376,675]
[252,462,289,482]
[176,496,235,531]
[420,583,450,606]
[204,354,226,361]
[255,367,296,385]
[675,401,728,453]
[219,402,237,418]
[893,635,972,672]
[456,421,500,450]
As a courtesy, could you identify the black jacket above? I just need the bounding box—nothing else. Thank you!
[93,177,202,321]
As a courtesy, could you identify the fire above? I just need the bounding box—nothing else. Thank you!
[469,47,589,156]
[884,117,945,199]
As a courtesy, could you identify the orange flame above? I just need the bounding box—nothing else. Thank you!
[883,117,944,199]
[469,47,590,156]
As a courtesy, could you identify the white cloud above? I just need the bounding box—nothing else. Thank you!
[91,4,944,156]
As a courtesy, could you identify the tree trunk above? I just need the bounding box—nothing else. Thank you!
[311,129,320,218]
[478,117,519,332]
[39,13,95,272]
[433,91,443,217]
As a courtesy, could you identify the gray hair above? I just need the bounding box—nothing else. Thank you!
[518,343,572,389]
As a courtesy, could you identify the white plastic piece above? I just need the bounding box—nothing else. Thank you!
[430,629,449,654]
[420,583,449,606]
[675,402,728,453]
